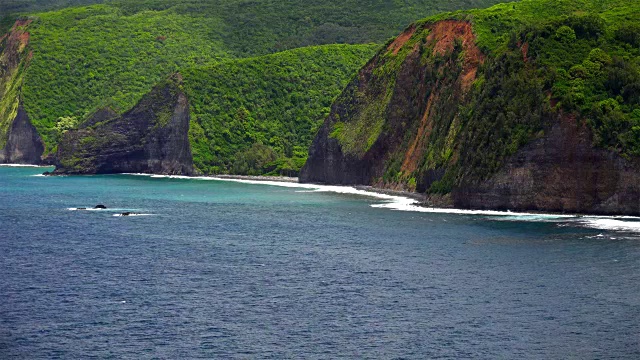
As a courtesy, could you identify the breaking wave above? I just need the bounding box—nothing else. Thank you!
[122,174,640,232]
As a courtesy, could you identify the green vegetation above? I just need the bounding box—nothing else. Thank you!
[455,0,640,164]
[0,21,30,148]
[22,5,229,149]
[1,0,516,164]
[0,59,25,148]
[1,0,105,15]
[325,0,640,192]
[182,44,378,175]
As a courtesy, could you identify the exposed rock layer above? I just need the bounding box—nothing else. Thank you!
[301,19,640,215]
[301,20,481,186]
[54,76,194,175]
[454,116,640,215]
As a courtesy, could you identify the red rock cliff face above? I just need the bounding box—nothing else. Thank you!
[301,19,640,215]
[0,19,43,164]
[301,20,482,189]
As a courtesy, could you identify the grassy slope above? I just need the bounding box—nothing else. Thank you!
[183,44,379,175]
[9,0,516,152]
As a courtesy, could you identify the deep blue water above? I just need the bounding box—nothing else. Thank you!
[1,166,640,359]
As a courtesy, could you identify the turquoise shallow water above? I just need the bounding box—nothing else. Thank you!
[1,166,640,358]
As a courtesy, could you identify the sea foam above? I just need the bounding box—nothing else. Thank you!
[121,173,640,232]
[0,164,50,168]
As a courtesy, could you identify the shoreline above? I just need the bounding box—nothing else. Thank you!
[210,175,434,204]
[24,168,640,218]
[0,163,53,168]
[212,174,299,183]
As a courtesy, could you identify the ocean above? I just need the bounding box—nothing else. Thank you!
[1,165,639,358]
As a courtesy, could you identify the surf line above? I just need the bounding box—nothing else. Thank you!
[122,173,577,217]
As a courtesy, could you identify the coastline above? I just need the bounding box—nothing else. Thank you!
[212,174,299,183]
[30,169,640,219]
[211,175,437,204]
[0,163,53,168]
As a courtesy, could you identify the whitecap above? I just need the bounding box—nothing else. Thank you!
[578,218,640,232]
[0,164,50,168]
[121,174,640,225]
[112,213,154,217]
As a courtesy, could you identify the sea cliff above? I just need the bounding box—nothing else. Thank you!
[54,74,193,175]
[301,1,640,215]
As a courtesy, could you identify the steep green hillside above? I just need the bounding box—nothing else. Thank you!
[0,20,31,149]
[183,44,378,175]
[21,5,229,149]
[434,0,640,177]
[1,0,104,15]
[110,0,518,57]
[301,0,640,214]
[4,0,516,152]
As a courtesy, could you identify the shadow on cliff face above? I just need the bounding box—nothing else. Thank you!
[53,74,194,175]
[454,114,640,216]
[0,19,44,165]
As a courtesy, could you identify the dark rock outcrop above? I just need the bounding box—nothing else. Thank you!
[0,102,44,164]
[454,116,640,215]
[54,74,194,175]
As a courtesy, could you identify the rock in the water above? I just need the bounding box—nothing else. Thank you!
[94,204,107,209]
[54,74,193,175]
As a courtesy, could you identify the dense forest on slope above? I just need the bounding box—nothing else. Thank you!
[302,0,640,194]
[3,0,516,154]
[433,0,640,185]
[182,44,378,175]
[1,0,104,14]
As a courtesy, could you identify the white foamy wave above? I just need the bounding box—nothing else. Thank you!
[0,164,50,168]
[371,199,577,217]
[112,213,154,217]
[31,174,46,177]
[579,218,640,232]
[68,207,107,211]
[121,174,640,225]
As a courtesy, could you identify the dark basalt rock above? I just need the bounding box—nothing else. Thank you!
[453,116,640,216]
[54,74,194,175]
[0,103,45,164]
[94,204,107,209]
[79,107,118,129]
